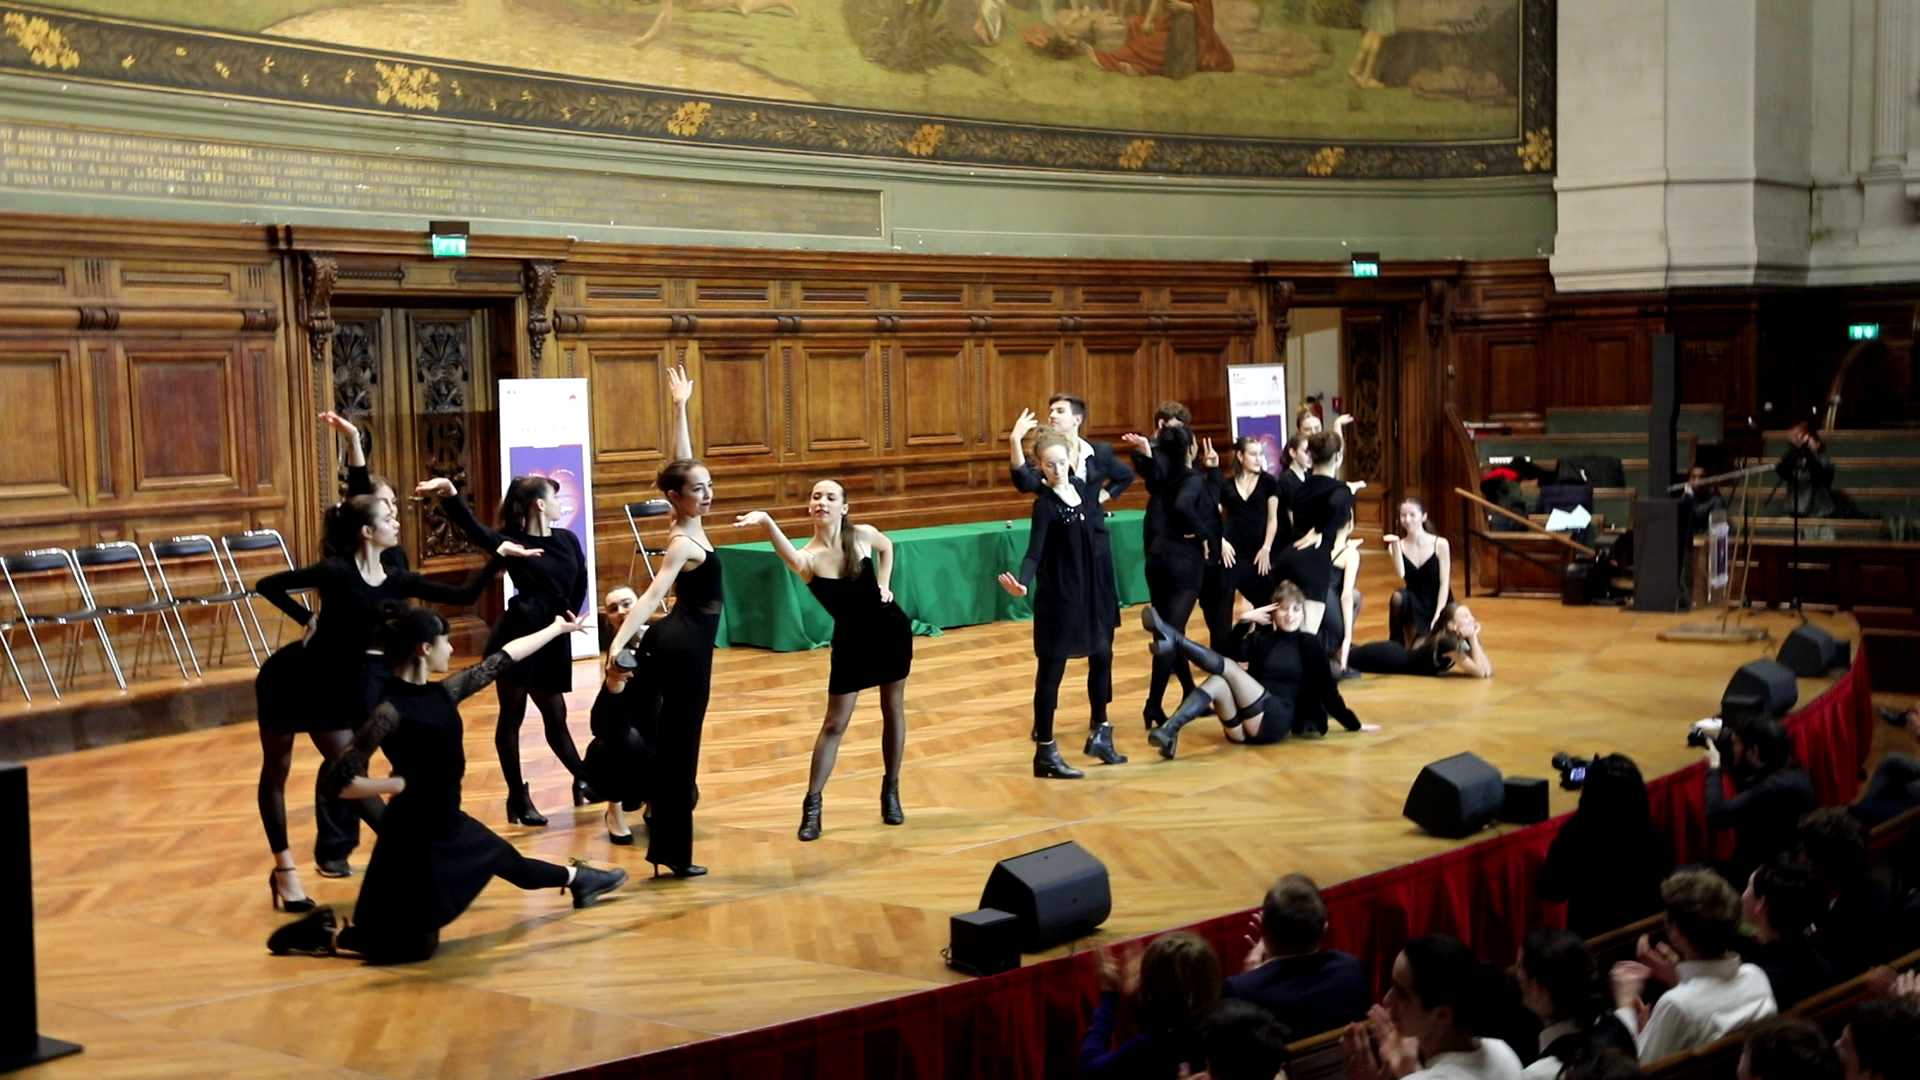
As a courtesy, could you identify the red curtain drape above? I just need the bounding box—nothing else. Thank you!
[546,654,1873,1080]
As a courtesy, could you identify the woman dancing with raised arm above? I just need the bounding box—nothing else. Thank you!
[266,603,626,962]
[735,480,912,841]
[1271,431,1353,637]
[1382,497,1452,648]
[1134,425,1218,732]
[997,431,1125,778]
[1142,581,1375,757]
[253,496,503,909]
[1347,602,1494,678]
[603,366,719,878]
[415,472,593,827]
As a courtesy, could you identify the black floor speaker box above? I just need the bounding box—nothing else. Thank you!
[1721,659,1798,719]
[1403,752,1505,838]
[1500,776,1551,825]
[947,908,1021,977]
[1778,624,1850,677]
[979,840,1111,951]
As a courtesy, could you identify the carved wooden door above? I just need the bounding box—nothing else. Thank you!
[329,307,496,581]
[1340,309,1399,531]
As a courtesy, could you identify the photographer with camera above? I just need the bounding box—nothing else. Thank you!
[1540,754,1674,938]
[1703,715,1816,891]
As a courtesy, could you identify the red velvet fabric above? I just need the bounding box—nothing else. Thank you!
[545,655,1872,1080]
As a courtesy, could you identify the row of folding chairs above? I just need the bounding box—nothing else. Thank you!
[0,531,300,703]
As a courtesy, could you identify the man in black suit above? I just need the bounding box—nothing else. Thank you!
[1007,393,1135,503]
[1224,873,1371,1041]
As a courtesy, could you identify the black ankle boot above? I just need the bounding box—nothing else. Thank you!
[572,778,600,806]
[880,778,904,825]
[1143,702,1167,733]
[506,783,548,827]
[1141,606,1225,675]
[798,792,824,841]
[1146,688,1215,759]
[1032,741,1085,779]
[1083,723,1127,765]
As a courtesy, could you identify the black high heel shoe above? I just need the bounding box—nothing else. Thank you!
[572,778,600,806]
[269,868,317,913]
[879,778,904,826]
[650,862,708,878]
[798,792,823,842]
[267,906,338,955]
[605,805,634,846]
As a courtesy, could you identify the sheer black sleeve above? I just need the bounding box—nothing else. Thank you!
[441,649,518,704]
[398,557,506,606]
[321,699,402,798]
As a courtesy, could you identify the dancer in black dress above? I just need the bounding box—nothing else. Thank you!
[735,479,913,841]
[1142,582,1376,757]
[1121,399,1193,551]
[1207,436,1280,644]
[416,473,594,826]
[1383,497,1452,648]
[1348,602,1493,678]
[603,366,718,878]
[266,603,626,962]
[1131,425,1220,732]
[997,431,1124,778]
[254,496,504,905]
[1272,431,1353,639]
[586,588,656,848]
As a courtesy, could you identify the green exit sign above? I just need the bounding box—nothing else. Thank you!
[430,234,468,258]
[1350,251,1381,278]
[1848,322,1880,340]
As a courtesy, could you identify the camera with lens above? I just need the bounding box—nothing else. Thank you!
[611,636,644,672]
[1552,752,1589,790]
[1686,717,1724,749]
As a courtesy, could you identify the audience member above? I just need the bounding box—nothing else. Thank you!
[1855,704,1920,828]
[1538,754,1673,938]
[1739,857,1835,1008]
[1515,929,1635,1078]
[1227,873,1371,1040]
[1704,716,1816,890]
[1836,999,1920,1080]
[1080,931,1219,1078]
[1199,999,1293,1080]
[1341,934,1524,1079]
[1557,1051,1646,1080]
[1800,808,1902,978]
[1610,869,1777,1064]
[1738,1016,1841,1080]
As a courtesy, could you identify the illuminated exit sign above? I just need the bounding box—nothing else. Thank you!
[430,234,468,258]
[1848,323,1880,341]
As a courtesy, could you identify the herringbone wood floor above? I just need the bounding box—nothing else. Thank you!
[14,557,1876,1079]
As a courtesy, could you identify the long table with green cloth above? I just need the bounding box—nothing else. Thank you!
[712,510,1149,650]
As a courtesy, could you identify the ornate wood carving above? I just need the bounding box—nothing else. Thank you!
[302,253,338,366]
[1269,279,1295,358]
[331,318,380,420]
[524,260,556,374]
[410,316,478,559]
[1426,279,1449,350]
[1343,314,1388,483]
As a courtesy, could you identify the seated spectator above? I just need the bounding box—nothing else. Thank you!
[1739,857,1835,1008]
[1854,704,1920,828]
[1836,999,1920,1080]
[1738,1017,1840,1080]
[1704,715,1817,890]
[1539,754,1674,938]
[1198,999,1292,1080]
[1515,928,1636,1078]
[1226,873,1371,1040]
[1610,869,1777,1064]
[1800,808,1902,977]
[1341,934,1524,1079]
[1080,931,1219,1078]
[1559,1051,1645,1079]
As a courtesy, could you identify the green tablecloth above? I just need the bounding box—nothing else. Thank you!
[714,510,1149,650]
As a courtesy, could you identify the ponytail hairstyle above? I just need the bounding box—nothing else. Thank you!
[1156,423,1196,482]
[322,494,388,559]
[373,600,449,668]
[819,479,866,581]
[498,475,555,533]
[1229,436,1263,478]
[657,458,703,496]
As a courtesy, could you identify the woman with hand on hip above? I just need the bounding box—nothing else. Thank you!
[735,479,912,841]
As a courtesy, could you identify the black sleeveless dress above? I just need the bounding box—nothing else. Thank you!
[1398,548,1451,630]
[1218,470,1279,603]
[807,556,913,695]
[1273,475,1352,598]
[636,548,723,869]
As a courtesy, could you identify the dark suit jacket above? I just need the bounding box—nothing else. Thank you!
[1011,439,1134,507]
[1223,950,1370,1040]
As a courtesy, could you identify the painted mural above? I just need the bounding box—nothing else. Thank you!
[0,0,1553,177]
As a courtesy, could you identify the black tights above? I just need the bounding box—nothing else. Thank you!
[494,680,586,791]
[257,727,383,859]
[807,680,908,794]
[1388,589,1429,648]
[337,849,569,964]
[1146,587,1199,717]
[1033,651,1113,743]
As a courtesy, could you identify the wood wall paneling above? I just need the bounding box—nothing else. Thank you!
[1486,335,1545,420]
[696,341,778,457]
[901,342,972,449]
[1162,339,1240,432]
[586,346,668,462]
[987,340,1064,441]
[1078,338,1154,438]
[798,341,878,454]
[126,347,239,492]
[0,346,80,503]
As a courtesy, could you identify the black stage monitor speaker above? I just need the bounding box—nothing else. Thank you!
[947,908,1021,977]
[979,841,1111,952]
[1403,752,1505,839]
[1500,776,1551,826]
[1721,659,1798,720]
[1778,624,1851,677]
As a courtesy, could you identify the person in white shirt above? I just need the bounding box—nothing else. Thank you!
[1610,869,1778,1065]
[1340,935,1524,1080]
[1516,929,1636,1078]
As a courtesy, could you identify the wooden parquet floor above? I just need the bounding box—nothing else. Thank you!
[14,556,1882,1079]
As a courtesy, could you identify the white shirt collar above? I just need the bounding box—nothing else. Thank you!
[1677,956,1744,981]
[1537,1020,1580,1053]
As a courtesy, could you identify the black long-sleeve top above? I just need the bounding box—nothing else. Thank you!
[1010,439,1135,504]
[1538,812,1673,938]
[344,463,410,572]
[436,492,589,628]
[1705,764,1817,884]
[1163,470,1222,561]
[256,556,503,668]
[1220,623,1358,733]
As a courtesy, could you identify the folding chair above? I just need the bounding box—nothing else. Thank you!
[71,541,190,683]
[221,529,299,654]
[2,548,125,692]
[624,499,674,613]
[0,557,55,702]
[147,535,260,674]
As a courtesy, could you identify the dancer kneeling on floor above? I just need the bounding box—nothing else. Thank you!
[1141,581,1377,758]
[268,602,626,963]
